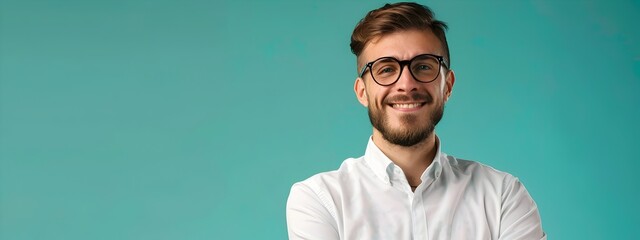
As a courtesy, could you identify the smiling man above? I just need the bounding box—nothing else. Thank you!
[286,2,545,239]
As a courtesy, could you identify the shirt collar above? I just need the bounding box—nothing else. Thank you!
[364,136,444,185]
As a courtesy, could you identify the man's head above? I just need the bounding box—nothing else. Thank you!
[351,2,450,68]
[351,2,455,147]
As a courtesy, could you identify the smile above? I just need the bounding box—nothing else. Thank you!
[392,103,423,108]
[388,102,426,111]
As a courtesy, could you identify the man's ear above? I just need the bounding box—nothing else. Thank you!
[444,69,456,102]
[354,77,369,107]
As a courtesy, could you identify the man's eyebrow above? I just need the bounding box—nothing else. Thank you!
[377,58,397,63]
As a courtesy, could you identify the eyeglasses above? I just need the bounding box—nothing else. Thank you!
[359,54,449,86]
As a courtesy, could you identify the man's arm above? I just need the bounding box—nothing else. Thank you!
[499,176,547,240]
[286,182,340,240]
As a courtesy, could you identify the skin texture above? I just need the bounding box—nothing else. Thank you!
[354,29,456,188]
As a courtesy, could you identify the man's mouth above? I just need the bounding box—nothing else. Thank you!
[383,93,431,112]
[389,102,426,111]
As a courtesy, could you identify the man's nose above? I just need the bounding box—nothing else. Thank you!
[394,65,419,92]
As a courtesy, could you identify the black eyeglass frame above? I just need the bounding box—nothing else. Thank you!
[359,53,449,86]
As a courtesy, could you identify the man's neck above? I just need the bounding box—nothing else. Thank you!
[372,130,438,186]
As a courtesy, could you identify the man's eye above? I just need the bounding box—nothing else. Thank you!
[375,66,397,75]
[381,67,395,73]
[416,65,431,70]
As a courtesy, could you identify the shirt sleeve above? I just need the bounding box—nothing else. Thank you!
[286,182,340,240]
[498,176,547,240]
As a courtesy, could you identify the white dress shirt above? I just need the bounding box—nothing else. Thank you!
[286,137,545,240]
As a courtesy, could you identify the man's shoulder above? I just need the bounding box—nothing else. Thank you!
[293,157,365,189]
[443,153,517,184]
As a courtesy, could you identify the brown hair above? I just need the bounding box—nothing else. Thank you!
[350,2,450,67]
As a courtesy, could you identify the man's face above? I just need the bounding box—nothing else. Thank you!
[354,29,455,147]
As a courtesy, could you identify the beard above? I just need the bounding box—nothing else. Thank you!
[368,92,444,147]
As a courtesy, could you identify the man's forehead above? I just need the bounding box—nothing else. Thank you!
[357,29,444,65]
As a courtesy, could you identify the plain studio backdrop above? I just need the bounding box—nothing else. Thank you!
[1,0,638,239]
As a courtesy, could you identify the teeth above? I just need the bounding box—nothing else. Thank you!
[392,103,422,109]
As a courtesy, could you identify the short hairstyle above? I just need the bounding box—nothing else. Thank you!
[350,2,450,68]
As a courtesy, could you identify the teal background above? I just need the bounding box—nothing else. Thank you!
[1,0,638,239]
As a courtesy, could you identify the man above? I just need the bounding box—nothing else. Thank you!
[286,2,545,239]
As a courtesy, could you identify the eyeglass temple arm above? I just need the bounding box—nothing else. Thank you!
[439,56,450,69]
[359,63,370,77]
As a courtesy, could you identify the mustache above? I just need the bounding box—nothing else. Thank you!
[383,92,433,104]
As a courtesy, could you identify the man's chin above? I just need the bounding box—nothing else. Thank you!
[368,108,438,147]
[388,117,426,130]
[378,126,433,147]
